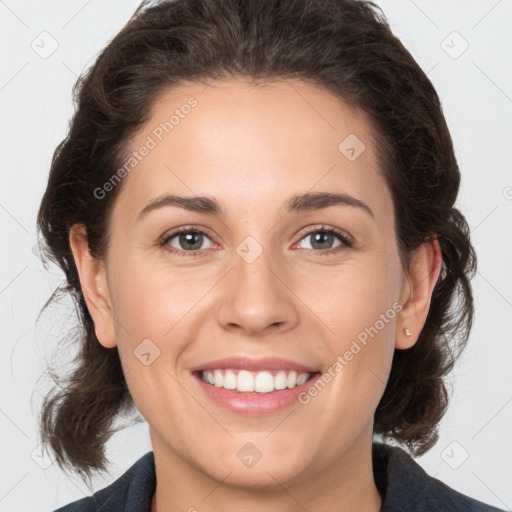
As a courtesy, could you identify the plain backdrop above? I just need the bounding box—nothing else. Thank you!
[1,0,511,510]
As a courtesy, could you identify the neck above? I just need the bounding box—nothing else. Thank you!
[149,427,382,512]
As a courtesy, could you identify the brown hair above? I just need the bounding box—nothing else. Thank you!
[37,0,476,484]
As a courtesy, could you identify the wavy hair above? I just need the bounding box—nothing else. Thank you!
[36,0,477,483]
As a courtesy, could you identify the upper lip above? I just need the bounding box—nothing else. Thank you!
[190,356,319,373]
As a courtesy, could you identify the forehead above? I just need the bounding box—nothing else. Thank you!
[113,78,393,230]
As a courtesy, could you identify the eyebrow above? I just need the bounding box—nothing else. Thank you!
[136,191,375,222]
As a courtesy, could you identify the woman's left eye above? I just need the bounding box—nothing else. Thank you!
[295,227,353,255]
[160,225,353,257]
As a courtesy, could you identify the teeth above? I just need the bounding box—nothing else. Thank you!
[274,371,287,390]
[296,372,309,386]
[214,369,223,387]
[238,370,254,392]
[222,370,237,390]
[200,369,312,393]
[255,371,274,393]
[287,371,297,388]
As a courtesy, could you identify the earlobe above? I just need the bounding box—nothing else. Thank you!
[395,237,443,350]
[69,223,117,349]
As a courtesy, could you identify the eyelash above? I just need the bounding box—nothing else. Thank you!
[159,224,354,258]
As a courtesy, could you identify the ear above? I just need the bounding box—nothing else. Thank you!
[396,237,442,349]
[69,223,117,348]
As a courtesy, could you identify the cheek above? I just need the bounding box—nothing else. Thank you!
[311,256,400,343]
[107,261,215,401]
[106,265,198,419]
[109,258,206,340]
[310,255,400,397]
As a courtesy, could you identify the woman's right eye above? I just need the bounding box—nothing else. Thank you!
[160,228,215,256]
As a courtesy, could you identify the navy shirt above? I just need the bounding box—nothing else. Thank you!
[53,442,505,511]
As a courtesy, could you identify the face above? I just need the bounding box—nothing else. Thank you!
[73,78,434,489]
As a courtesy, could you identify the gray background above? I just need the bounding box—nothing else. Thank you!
[1,0,511,510]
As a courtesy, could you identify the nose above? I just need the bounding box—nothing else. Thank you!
[215,246,300,336]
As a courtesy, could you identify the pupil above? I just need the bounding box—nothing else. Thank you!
[312,231,332,250]
[180,232,203,250]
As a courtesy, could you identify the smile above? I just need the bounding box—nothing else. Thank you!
[200,369,316,393]
[192,369,322,416]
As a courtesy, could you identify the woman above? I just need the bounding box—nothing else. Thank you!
[37,0,504,510]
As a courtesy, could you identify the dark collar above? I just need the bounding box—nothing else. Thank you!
[372,441,504,511]
[57,443,504,511]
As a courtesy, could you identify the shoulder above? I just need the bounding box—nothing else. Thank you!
[372,442,506,512]
[51,451,155,512]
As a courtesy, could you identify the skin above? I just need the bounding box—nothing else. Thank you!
[70,78,442,512]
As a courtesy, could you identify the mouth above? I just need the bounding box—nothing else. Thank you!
[189,356,322,415]
[191,367,322,416]
[194,369,321,394]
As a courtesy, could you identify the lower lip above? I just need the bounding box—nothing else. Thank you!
[192,371,322,416]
